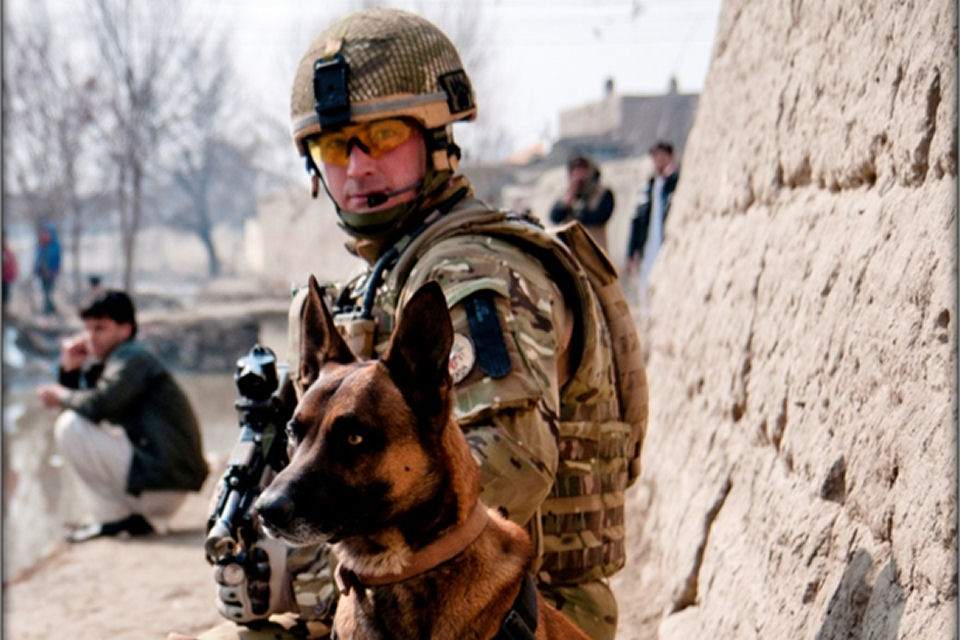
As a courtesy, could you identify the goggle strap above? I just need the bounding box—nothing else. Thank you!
[425,126,459,172]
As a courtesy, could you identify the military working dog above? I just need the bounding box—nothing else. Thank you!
[255,277,588,640]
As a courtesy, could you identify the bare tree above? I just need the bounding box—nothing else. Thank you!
[159,35,244,277]
[84,0,207,293]
[3,3,104,300]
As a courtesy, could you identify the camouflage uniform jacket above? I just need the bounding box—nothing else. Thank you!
[282,194,645,630]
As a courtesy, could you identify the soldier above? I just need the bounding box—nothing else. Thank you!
[178,8,647,640]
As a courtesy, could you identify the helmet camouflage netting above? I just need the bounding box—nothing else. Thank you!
[290,8,477,157]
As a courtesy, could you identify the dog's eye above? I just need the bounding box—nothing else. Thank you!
[286,419,303,442]
[347,433,363,446]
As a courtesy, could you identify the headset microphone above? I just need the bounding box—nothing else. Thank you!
[365,180,422,208]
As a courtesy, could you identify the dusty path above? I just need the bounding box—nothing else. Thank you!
[3,484,224,640]
[3,480,654,640]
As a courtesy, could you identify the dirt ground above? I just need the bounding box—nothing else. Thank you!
[2,477,651,640]
[2,292,268,640]
[3,479,224,639]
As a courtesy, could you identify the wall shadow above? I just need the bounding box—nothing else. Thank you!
[814,549,905,640]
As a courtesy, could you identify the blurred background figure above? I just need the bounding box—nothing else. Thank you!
[34,289,208,543]
[550,153,615,253]
[33,222,61,315]
[3,238,19,311]
[626,141,679,317]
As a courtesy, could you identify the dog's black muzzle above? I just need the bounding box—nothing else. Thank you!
[254,489,296,534]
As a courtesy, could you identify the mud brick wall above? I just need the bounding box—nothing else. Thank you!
[612,1,957,638]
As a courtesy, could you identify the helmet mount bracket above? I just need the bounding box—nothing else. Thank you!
[438,70,475,115]
[313,54,350,129]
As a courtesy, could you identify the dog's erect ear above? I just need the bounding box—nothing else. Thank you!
[299,275,355,391]
[383,282,453,411]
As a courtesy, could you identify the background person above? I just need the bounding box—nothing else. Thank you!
[33,222,61,315]
[626,141,680,316]
[549,153,615,253]
[3,239,19,310]
[35,289,208,542]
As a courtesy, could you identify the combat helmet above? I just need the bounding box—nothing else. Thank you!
[290,8,477,238]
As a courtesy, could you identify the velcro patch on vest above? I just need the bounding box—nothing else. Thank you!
[448,333,476,384]
[463,292,511,379]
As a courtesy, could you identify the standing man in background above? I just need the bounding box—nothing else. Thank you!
[34,222,61,315]
[626,141,680,317]
[3,239,19,310]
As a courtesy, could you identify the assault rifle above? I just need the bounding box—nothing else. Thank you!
[204,344,296,564]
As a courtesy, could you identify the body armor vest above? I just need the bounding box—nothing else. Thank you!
[291,197,647,584]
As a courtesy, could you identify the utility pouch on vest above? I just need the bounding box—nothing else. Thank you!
[333,313,377,360]
[373,201,647,584]
[554,222,648,485]
[541,418,632,583]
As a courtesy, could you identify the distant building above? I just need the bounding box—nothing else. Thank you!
[490,79,697,264]
[244,189,360,290]
[559,77,697,158]
[523,77,698,170]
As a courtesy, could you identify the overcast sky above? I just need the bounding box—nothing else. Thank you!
[215,0,722,157]
[10,0,722,159]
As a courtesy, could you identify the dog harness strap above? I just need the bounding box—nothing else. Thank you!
[493,573,539,640]
[340,502,490,591]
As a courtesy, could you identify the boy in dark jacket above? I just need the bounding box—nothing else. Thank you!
[35,289,208,542]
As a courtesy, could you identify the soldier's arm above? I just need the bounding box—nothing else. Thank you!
[402,235,568,527]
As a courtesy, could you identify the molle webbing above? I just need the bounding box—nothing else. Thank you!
[554,221,648,484]
[379,200,646,584]
[539,419,632,582]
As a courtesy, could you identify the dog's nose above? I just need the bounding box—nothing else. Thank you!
[255,490,295,530]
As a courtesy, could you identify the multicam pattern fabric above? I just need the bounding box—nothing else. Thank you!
[275,196,646,639]
[389,228,566,526]
[540,580,619,640]
[370,198,645,585]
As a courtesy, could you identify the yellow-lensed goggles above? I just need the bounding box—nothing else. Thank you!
[306,119,416,167]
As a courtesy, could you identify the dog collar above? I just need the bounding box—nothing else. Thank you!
[337,501,489,593]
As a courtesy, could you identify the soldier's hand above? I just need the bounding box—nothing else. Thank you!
[214,537,292,624]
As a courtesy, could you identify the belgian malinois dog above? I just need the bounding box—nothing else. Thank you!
[255,277,588,640]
